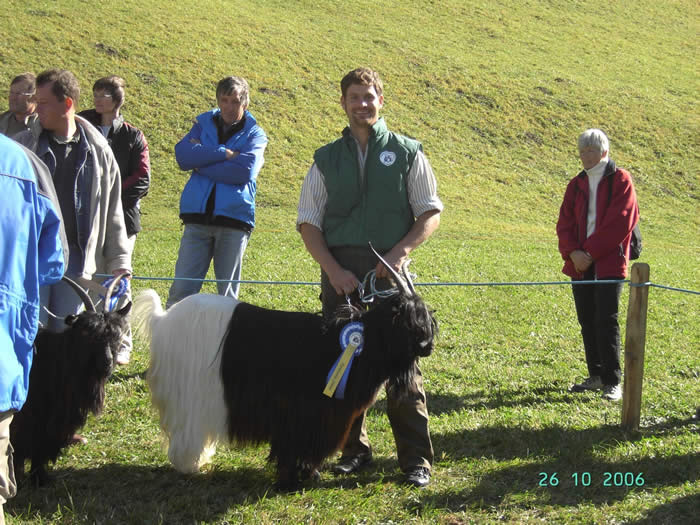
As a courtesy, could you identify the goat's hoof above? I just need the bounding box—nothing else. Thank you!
[301,468,321,483]
[29,470,50,488]
[273,478,302,493]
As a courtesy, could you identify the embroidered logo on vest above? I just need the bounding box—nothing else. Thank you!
[379,150,396,166]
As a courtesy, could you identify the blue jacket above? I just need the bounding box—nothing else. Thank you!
[175,109,267,229]
[0,134,64,412]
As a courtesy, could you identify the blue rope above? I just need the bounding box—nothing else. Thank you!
[94,274,699,295]
[648,283,700,295]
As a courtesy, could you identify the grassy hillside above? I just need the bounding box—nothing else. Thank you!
[1,1,698,523]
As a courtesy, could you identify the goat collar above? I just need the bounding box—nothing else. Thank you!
[323,322,364,400]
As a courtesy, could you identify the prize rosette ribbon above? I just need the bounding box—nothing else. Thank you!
[99,276,129,311]
[324,322,364,399]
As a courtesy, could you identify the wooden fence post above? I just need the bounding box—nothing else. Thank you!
[622,263,650,430]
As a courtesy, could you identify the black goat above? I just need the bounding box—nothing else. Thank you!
[134,245,437,489]
[10,275,131,486]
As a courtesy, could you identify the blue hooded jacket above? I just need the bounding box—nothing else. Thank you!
[0,134,65,412]
[175,109,267,229]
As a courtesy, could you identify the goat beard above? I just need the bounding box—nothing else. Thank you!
[386,360,420,398]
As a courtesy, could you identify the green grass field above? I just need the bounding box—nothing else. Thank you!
[2,0,698,523]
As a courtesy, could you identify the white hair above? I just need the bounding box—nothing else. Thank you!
[133,290,239,473]
[578,128,609,154]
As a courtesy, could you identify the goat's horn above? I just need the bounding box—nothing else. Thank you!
[368,242,411,296]
[61,276,96,312]
[400,260,417,296]
[104,272,130,312]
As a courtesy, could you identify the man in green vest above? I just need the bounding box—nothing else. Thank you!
[297,67,443,487]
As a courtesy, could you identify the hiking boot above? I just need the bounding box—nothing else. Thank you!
[602,384,622,401]
[404,466,431,488]
[569,376,603,392]
[332,452,372,475]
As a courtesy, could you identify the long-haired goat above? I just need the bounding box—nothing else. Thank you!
[10,275,131,487]
[134,246,437,489]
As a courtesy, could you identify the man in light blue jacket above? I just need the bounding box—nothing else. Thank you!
[0,134,64,523]
[166,76,267,307]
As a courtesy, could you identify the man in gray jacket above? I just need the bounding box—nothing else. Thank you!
[15,69,131,333]
[0,73,41,139]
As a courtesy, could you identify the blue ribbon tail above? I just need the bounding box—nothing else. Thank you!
[325,353,356,400]
[335,354,355,400]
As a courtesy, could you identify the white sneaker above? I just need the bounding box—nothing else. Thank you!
[602,384,622,401]
[116,347,131,365]
[116,325,132,365]
[569,376,603,392]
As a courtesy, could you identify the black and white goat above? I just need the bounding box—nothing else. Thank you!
[134,246,437,489]
[10,275,131,487]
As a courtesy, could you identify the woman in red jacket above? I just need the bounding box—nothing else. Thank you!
[79,76,151,366]
[557,129,639,401]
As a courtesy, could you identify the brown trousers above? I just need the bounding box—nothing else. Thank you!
[321,246,433,472]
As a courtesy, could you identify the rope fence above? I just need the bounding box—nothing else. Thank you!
[109,274,699,295]
[98,263,697,431]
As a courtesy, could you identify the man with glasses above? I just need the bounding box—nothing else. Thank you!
[0,73,41,139]
[15,69,131,342]
[79,76,150,365]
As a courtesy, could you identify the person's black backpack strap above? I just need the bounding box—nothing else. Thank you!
[606,161,642,260]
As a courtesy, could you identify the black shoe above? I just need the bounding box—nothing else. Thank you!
[332,453,372,475]
[405,467,430,488]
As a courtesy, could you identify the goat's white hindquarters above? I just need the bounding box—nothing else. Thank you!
[134,291,238,473]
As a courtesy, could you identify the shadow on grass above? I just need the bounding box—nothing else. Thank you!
[369,386,598,420]
[6,464,269,524]
[5,457,409,524]
[414,452,698,513]
[416,420,698,516]
[425,386,588,416]
[625,493,700,525]
[431,416,698,462]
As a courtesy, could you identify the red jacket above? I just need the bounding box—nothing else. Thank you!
[557,160,639,279]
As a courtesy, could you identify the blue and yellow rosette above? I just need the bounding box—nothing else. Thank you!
[324,322,364,399]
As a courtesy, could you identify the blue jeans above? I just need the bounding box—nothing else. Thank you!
[166,224,250,308]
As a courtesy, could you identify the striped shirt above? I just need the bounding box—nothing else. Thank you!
[297,138,443,231]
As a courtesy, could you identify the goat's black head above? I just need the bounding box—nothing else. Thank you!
[351,245,438,393]
[60,275,132,379]
[367,243,438,357]
[64,302,132,378]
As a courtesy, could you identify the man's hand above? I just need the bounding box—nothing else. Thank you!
[299,223,359,295]
[374,210,440,279]
[374,248,406,279]
[112,268,132,280]
[570,250,593,273]
[188,138,237,162]
[328,267,360,296]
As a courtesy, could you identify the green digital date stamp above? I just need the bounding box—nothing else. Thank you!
[539,472,645,487]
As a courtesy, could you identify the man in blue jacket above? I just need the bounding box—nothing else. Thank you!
[0,134,64,523]
[166,76,267,308]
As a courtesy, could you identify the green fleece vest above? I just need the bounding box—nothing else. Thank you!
[314,118,419,253]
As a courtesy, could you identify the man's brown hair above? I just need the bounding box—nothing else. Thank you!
[340,68,383,98]
[93,75,126,110]
[10,73,36,91]
[36,69,80,106]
